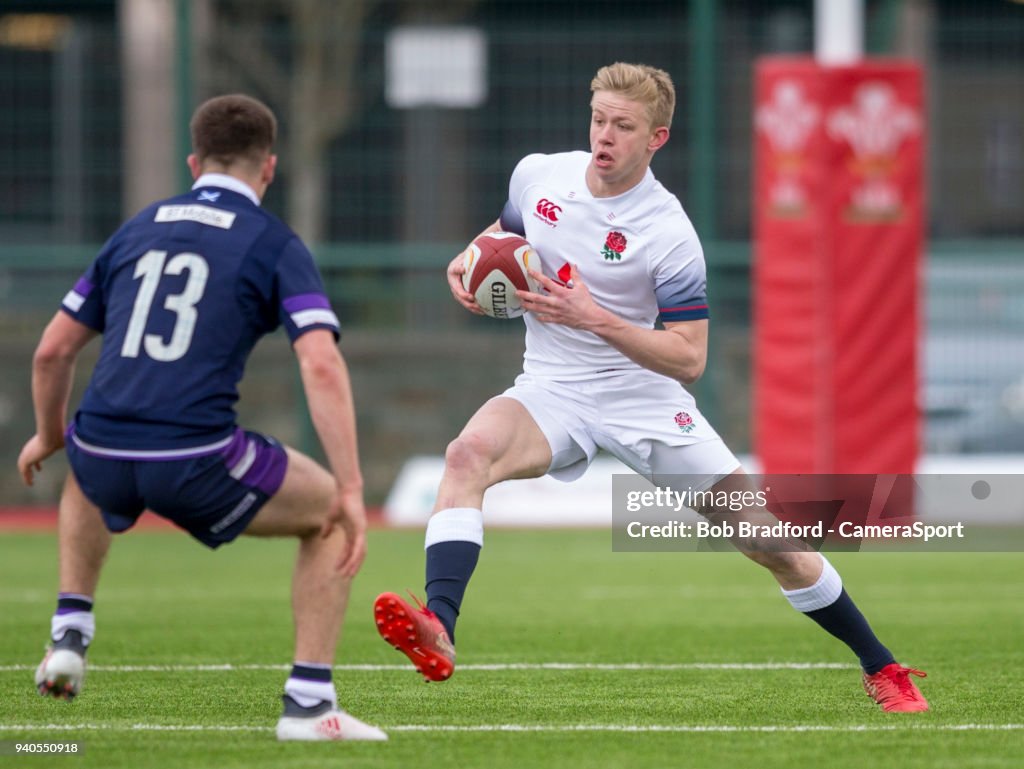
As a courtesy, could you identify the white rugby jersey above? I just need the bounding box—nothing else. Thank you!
[502,151,709,380]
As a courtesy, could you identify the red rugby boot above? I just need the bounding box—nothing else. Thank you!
[862,663,929,712]
[374,592,455,682]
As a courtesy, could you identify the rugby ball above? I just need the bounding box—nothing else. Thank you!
[461,232,542,319]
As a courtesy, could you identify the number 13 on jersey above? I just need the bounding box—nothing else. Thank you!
[121,249,210,362]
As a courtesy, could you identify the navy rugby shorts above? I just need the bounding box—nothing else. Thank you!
[66,427,288,548]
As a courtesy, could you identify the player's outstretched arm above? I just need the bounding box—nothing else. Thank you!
[519,264,708,384]
[446,219,504,314]
[293,329,368,576]
[18,312,98,486]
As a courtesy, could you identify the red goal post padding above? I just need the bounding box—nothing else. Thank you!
[753,57,924,475]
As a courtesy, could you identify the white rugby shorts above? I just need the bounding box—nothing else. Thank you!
[501,370,741,488]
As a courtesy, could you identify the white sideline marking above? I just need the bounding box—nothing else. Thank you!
[0,723,1021,735]
[0,661,856,673]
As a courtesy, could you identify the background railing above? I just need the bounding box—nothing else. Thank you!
[1,0,1022,504]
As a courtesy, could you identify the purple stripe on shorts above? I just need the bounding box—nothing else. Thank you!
[220,428,248,468]
[235,437,288,496]
[73,277,95,297]
[282,293,331,313]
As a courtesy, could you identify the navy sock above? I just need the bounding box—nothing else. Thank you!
[56,594,94,614]
[289,663,332,683]
[804,589,895,675]
[425,540,481,644]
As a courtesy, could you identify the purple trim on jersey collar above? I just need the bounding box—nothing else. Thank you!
[282,293,331,312]
[191,173,261,206]
[73,277,95,297]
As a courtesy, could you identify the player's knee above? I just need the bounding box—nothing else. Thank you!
[444,432,494,481]
[742,547,799,574]
[293,515,324,540]
[303,491,336,537]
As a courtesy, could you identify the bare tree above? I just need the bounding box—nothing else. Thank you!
[197,0,483,244]
[201,0,375,244]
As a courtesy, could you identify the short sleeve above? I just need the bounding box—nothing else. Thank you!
[60,241,112,332]
[506,153,548,225]
[651,219,710,323]
[276,237,341,342]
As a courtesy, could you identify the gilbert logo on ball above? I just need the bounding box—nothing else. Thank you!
[462,232,542,319]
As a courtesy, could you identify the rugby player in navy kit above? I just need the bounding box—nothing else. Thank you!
[18,94,385,741]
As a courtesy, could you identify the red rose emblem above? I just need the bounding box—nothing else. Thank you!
[601,231,628,261]
[674,411,695,433]
[605,231,627,253]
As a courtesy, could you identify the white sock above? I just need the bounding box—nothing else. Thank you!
[51,611,95,646]
[285,665,337,708]
[780,554,843,612]
[424,507,484,549]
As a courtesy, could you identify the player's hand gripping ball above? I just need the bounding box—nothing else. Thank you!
[461,232,542,319]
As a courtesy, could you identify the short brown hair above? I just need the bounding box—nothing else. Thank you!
[190,94,277,169]
[590,63,675,130]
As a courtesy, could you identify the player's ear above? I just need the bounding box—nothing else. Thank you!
[262,154,277,186]
[186,153,202,180]
[648,126,670,152]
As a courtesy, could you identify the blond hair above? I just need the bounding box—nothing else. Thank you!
[590,62,675,129]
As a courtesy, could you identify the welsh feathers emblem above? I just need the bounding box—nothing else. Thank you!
[601,231,627,261]
[674,411,694,433]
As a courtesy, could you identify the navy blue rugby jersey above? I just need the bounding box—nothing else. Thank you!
[61,175,340,454]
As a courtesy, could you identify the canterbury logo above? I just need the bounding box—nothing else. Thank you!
[536,199,562,222]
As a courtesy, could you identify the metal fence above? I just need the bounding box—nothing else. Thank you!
[1,0,1022,504]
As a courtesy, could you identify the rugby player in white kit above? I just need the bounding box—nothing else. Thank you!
[374,62,928,712]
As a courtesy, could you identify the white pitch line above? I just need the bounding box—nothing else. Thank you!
[389,724,1024,734]
[0,723,1021,735]
[0,662,855,673]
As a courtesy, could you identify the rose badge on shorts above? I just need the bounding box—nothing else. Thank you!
[601,231,627,261]
[675,411,695,433]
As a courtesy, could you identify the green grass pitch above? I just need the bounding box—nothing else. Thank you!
[1,528,1021,768]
